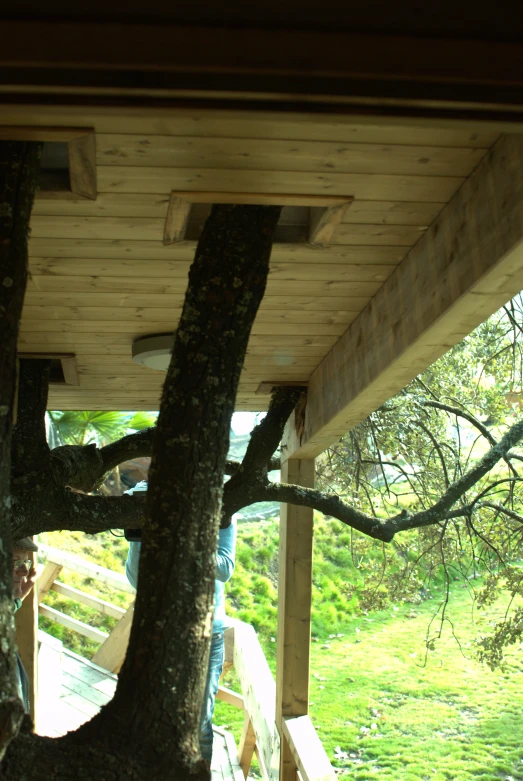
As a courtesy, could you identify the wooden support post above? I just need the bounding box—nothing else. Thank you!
[276,455,315,781]
[15,549,39,724]
[37,561,63,603]
[238,712,257,779]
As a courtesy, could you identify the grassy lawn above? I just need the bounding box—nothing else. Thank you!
[216,586,523,780]
[38,522,523,780]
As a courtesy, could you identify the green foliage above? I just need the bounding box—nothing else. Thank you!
[317,295,523,665]
[48,409,157,446]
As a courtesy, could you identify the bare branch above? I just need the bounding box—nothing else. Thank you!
[221,387,304,524]
[422,398,520,478]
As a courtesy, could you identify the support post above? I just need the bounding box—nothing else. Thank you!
[15,548,39,724]
[276,454,315,781]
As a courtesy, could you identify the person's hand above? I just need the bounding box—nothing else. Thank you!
[20,566,37,600]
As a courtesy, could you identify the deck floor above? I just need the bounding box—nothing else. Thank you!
[36,642,244,780]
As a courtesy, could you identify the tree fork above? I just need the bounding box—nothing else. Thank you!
[0,141,42,759]
[3,204,282,780]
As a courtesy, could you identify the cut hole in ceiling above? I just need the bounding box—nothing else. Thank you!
[184,204,310,243]
[39,141,70,192]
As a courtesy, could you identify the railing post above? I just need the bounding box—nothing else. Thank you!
[15,547,39,724]
[276,452,315,781]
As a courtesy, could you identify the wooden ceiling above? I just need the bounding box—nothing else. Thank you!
[2,104,499,411]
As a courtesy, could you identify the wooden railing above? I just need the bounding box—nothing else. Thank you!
[221,620,336,781]
[36,545,336,780]
[37,544,135,673]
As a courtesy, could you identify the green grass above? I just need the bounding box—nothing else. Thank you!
[38,521,523,780]
[216,587,523,780]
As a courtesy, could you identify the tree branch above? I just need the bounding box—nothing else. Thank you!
[221,387,303,524]
[252,415,523,543]
[421,398,520,478]
[11,491,148,538]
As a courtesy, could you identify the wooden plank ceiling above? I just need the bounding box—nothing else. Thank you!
[1,105,498,411]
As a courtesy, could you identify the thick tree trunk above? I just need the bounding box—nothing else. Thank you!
[2,205,281,779]
[0,141,42,759]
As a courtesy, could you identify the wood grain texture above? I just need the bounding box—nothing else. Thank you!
[97,134,487,176]
[286,134,523,458]
[0,105,500,146]
[96,166,464,202]
[309,201,353,247]
[68,133,97,200]
[28,237,408,264]
[163,194,191,244]
[276,457,315,780]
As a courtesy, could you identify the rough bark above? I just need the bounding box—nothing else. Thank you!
[0,141,42,759]
[2,204,281,779]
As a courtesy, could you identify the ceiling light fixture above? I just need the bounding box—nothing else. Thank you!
[132,334,174,371]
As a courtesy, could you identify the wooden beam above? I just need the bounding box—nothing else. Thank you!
[163,194,191,244]
[15,549,39,723]
[232,620,276,779]
[216,686,244,709]
[2,22,523,122]
[276,456,315,781]
[238,713,257,779]
[51,582,127,620]
[38,604,109,644]
[285,134,523,459]
[282,716,337,781]
[38,544,136,594]
[37,561,63,604]
[308,200,353,247]
[92,604,134,673]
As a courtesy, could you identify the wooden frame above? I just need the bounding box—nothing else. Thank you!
[2,21,523,124]
[0,126,97,200]
[163,191,353,245]
[284,133,523,460]
[17,353,80,387]
[15,547,39,722]
[276,456,315,780]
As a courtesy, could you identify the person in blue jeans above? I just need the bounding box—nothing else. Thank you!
[124,481,237,763]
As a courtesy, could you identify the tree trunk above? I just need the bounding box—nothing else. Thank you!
[0,141,42,759]
[2,204,281,779]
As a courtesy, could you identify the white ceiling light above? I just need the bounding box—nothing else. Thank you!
[132,334,174,371]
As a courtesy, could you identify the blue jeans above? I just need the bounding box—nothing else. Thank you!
[199,632,224,762]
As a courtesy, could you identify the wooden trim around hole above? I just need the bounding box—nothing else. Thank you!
[0,126,97,201]
[17,353,80,387]
[163,191,353,244]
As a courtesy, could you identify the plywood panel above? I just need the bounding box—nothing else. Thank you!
[96,134,487,176]
[0,105,500,147]
[96,167,463,202]
[29,238,407,264]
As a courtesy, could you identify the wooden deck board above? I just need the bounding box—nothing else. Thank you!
[37,649,244,779]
